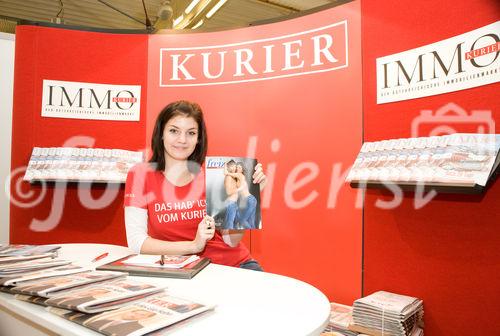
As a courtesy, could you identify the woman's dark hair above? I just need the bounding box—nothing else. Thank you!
[149,100,208,172]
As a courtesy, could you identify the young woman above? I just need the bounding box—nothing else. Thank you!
[124,101,265,271]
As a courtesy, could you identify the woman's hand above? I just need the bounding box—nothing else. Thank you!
[253,163,267,189]
[193,216,216,253]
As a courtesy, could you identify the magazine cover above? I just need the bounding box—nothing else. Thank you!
[45,279,165,313]
[205,156,262,230]
[11,270,126,298]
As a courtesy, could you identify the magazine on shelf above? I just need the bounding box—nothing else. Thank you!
[205,156,262,230]
[0,259,71,276]
[47,292,215,336]
[0,264,89,286]
[346,133,500,188]
[0,244,60,257]
[15,294,50,307]
[97,256,210,280]
[45,278,165,313]
[23,147,144,183]
[11,270,126,298]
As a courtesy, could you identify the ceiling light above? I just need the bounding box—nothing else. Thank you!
[173,15,184,27]
[185,0,201,14]
[191,20,204,29]
[206,0,227,18]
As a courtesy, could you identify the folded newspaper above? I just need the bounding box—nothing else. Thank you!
[0,244,60,257]
[45,278,165,313]
[12,270,126,298]
[0,253,59,265]
[0,258,71,276]
[123,255,199,269]
[15,294,50,307]
[351,291,424,336]
[48,292,215,336]
[0,264,88,286]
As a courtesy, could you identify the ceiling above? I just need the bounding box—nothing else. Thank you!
[0,0,343,33]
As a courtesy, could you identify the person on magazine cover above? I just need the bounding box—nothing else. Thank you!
[227,162,258,229]
[86,309,156,334]
[223,160,239,229]
[124,100,266,271]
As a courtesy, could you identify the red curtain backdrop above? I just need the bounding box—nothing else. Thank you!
[361,0,500,334]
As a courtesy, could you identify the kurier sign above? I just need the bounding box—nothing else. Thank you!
[159,20,348,87]
[41,80,141,121]
[377,21,500,104]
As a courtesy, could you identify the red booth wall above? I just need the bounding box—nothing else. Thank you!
[361,1,500,334]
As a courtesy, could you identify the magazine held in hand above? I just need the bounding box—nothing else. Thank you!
[205,156,262,230]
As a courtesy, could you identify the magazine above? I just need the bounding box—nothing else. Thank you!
[0,264,89,286]
[347,133,499,188]
[48,292,215,336]
[205,156,262,230]
[123,255,199,269]
[11,270,126,298]
[97,256,210,280]
[0,258,71,276]
[45,279,165,313]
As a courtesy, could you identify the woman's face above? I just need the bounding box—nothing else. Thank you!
[236,165,243,173]
[163,115,199,162]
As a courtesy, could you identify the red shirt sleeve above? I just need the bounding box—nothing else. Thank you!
[124,163,150,209]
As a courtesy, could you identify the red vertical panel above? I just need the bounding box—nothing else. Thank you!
[10,26,148,245]
[362,1,500,334]
[147,1,363,303]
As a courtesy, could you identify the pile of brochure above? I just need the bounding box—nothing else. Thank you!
[23,147,143,183]
[350,291,424,336]
[346,133,500,187]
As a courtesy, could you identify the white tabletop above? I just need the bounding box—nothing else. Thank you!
[0,243,330,336]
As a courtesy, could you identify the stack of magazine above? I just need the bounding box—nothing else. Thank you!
[346,133,499,188]
[23,147,143,183]
[350,291,424,336]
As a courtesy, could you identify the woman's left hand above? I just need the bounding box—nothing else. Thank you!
[253,163,267,189]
